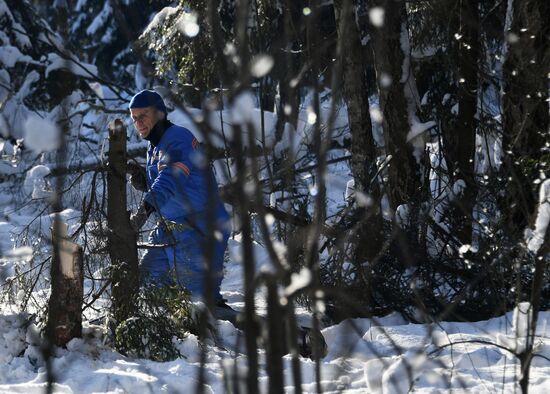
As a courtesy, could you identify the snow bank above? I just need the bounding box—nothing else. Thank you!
[0,309,547,393]
[0,224,549,393]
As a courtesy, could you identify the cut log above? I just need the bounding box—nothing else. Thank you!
[46,221,83,346]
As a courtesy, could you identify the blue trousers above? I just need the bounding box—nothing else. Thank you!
[139,225,228,301]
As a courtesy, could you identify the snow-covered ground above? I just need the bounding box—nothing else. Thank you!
[0,236,548,393]
[1,296,549,393]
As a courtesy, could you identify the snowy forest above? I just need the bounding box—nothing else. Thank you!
[0,0,549,393]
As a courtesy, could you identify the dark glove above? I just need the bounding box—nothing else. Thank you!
[130,202,154,231]
[127,162,147,192]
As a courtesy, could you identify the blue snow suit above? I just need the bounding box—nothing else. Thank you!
[139,120,230,301]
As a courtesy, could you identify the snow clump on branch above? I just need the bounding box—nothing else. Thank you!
[23,116,60,154]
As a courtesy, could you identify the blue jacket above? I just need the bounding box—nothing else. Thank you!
[143,122,229,235]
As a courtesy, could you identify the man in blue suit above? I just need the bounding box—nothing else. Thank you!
[128,89,230,304]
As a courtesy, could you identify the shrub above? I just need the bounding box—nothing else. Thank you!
[114,285,196,361]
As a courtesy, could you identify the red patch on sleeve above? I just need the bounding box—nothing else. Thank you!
[173,162,191,176]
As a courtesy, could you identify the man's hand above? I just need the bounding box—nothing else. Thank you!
[130,211,147,232]
[130,202,154,232]
[127,162,147,192]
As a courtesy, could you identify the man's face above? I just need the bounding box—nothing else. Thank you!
[130,107,157,138]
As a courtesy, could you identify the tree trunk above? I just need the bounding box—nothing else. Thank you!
[370,0,422,210]
[107,119,139,323]
[46,222,84,347]
[274,0,302,141]
[230,121,260,393]
[501,0,550,237]
[519,179,550,393]
[446,0,479,246]
[334,0,383,265]
[265,276,285,394]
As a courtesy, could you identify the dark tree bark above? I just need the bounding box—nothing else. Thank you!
[274,0,302,140]
[369,0,422,210]
[445,0,480,246]
[107,119,139,323]
[265,277,285,394]
[46,223,84,346]
[232,123,260,394]
[333,0,383,264]
[501,0,550,238]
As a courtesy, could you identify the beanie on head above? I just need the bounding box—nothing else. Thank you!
[129,89,167,114]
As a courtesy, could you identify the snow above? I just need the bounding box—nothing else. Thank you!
[399,22,412,85]
[45,53,98,79]
[86,81,103,99]
[381,351,427,394]
[0,2,29,51]
[527,179,550,253]
[176,11,200,38]
[0,0,12,20]
[228,91,257,125]
[23,116,60,154]
[369,7,385,28]
[134,62,147,90]
[11,21,31,49]
[405,120,435,144]
[0,45,33,68]
[369,106,383,124]
[141,6,179,38]
[1,227,549,393]
[504,0,513,33]
[2,246,32,260]
[250,54,274,78]
[0,204,546,389]
[395,204,410,227]
[23,165,51,199]
[306,107,317,125]
[284,267,312,297]
[451,179,466,200]
[496,302,534,354]
[378,73,392,88]
[74,0,87,12]
[2,71,40,139]
[85,1,112,36]
[165,95,313,163]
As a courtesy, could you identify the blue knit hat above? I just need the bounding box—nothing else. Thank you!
[129,89,167,114]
